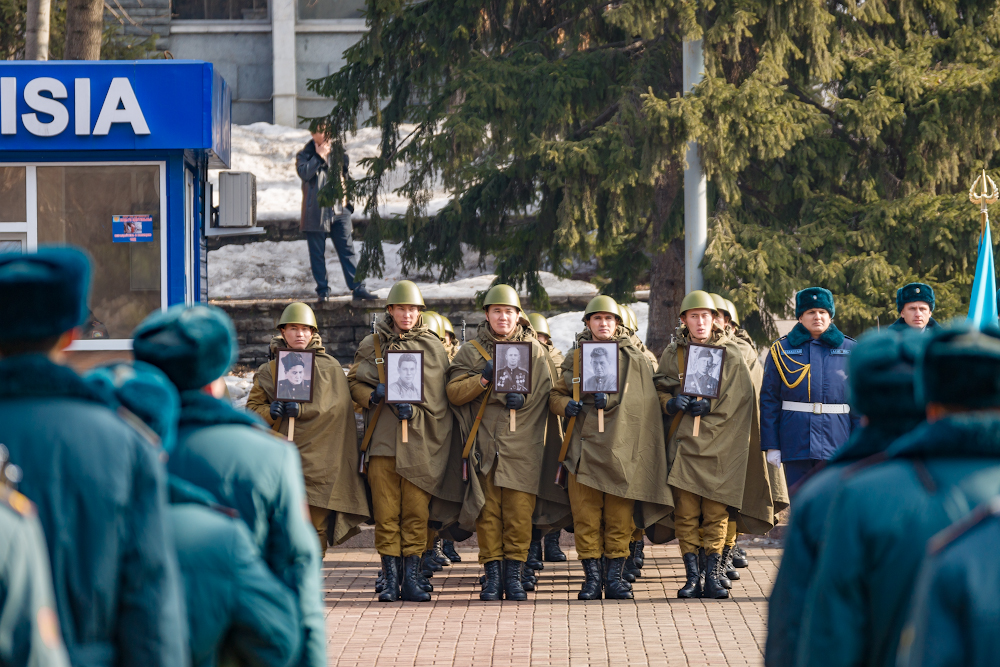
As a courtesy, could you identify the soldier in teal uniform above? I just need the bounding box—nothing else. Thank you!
[888,283,939,332]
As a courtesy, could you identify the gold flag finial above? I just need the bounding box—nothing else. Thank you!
[969,169,999,237]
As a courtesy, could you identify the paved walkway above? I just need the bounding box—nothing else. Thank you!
[322,542,781,666]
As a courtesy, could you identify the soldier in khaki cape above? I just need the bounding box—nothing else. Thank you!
[447,285,552,601]
[550,296,673,600]
[247,302,370,552]
[655,290,755,600]
[348,281,455,603]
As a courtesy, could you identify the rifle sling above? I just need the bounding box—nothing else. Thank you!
[360,334,388,453]
[557,348,581,463]
[462,340,493,460]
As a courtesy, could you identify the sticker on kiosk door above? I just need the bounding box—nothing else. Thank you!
[112,215,154,242]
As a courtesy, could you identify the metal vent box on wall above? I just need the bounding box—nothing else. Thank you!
[218,171,256,227]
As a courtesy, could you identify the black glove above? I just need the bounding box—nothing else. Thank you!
[666,395,691,416]
[370,383,386,406]
[593,393,608,410]
[269,401,286,421]
[565,400,583,418]
[481,360,495,383]
[395,403,413,421]
[505,393,525,410]
[284,402,300,419]
[687,398,711,416]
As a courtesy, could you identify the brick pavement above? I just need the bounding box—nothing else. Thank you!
[322,542,781,666]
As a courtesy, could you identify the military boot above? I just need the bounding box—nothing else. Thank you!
[722,545,740,581]
[433,538,451,566]
[422,549,443,572]
[677,552,702,599]
[578,559,602,600]
[375,568,385,594]
[624,544,641,582]
[527,539,544,571]
[521,563,537,591]
[480,560,502,601]
[543,532,567,562]
[442,539,461,562]
[633,539,645,569]
[702,553,729,599]
[401,555,431,602]
[503,560,528,601]
[378,555,400,602]
[732,543,748,568]
[715,552,732,590]
[604,556,634,600]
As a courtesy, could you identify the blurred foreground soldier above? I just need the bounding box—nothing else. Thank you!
[89,363,302,667]
[656,290,754,600]
[447,285,553,601]
[551,296,672,600]
[133,305,325,667]
[764,330,924,667]
[761,287,859,488]
[797,324,1000,667]
[898,496,1000,667]
[348,281,455,602]
[247,302,369,552]
[0,248,187,667]
[888,282,939,332]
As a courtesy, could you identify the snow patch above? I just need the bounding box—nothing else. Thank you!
[225,375,253,409]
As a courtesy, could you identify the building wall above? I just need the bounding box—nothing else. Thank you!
[295,31,364,123]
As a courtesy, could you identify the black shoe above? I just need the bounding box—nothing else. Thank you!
[353,284,377,300]
[503,560,528,601]
[480,560,502,601]
[678,552,702,599]
[433,538,451,566]
[401,555,431,602]
[578,559,603,600]
[703,553,729,599]
[421,550,441,576]
[722,545,740,581]
[604,556,634,600]
[732,543,748,568]
[543,532,567,562]
[442,539,461,562]
[378,555,400,602]
[315,290,329,303]
[633,539,645,569]
[715,551,732,590]
[527,540,544,571]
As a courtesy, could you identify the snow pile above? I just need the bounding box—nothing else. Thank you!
[225,375,254,408]
[547,302,649,355]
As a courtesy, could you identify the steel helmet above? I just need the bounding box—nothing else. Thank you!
[724,298,740,325]
[679,290,719,315]
[622,305,638,331]
[583,295,622,322]
[527,313,551,336]
[422,311,446,340]
[483,284,522,312]
[440,315,455,336]
[277,302,318,330]
[385,280,425,308]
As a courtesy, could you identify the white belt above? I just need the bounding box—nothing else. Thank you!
[782,401,851,415]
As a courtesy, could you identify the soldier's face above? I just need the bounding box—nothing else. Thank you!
[505,348,520,368]
[282,323,313,351]
[399,360,416,385]
[390,305,421,332]
[587,312,618,341]
[692,354,710,375]
[799,308,831,338]
[487,305,519,337]
[683,309,714,343]
[592,355,608,377]
[901,301,931,328]
[287,364,305,385]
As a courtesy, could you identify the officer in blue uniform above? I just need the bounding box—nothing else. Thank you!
[760,287,860,488]
[888,283,939,332]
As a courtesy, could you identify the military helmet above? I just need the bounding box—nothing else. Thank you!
[679,290,719,315]
[724,298,740,325]
[709,293,728,315]
[422,311,447,340]
[527,313,551,336]
[583,295,622,322]
[483,284,522,312]
[385,280,425,308]
[440,315,455,336]
[622,305,639,331]
[277,302,318,330]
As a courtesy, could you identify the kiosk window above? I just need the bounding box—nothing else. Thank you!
[36,165,161,340]
[0,167,26,222]
[297,0,364,20]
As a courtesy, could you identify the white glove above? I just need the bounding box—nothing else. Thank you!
[766,450,782,467]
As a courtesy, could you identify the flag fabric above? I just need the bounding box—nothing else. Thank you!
[968,218,999,329]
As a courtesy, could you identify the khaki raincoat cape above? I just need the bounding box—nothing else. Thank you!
[550,327,673,527]
[348,314,458,502]
[532,340,571,532]
[447,321,552,530]
[247,334,370,545]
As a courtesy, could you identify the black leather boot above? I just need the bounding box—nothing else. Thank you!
[578,559,602,600]
[480,560,502,601]
[421,549,442,572]
[375,568,385,593]
[604,556,634,600]
[722,545,740,581]
[521,564,536,591]
[698,548,707,590]
[414,555,432,592]
[732,543,748,568]
[378,555,400,602]
[543,532,567,562]
[527,539,543,571]
[633,539,645,569]
[624,545,641,582]
[401,555,431,602]
[677,552,702,599]
[703,553,729,599]
[433,538,451,566]
[503,560,528,601]
[715,551,732,590]
[442,539,461,562]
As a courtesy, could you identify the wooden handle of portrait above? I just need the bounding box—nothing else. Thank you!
[598,408,604,433]
[401,419,408,443]
[510,409,516,432]
[287,417,295,441]
[692,415,700,437]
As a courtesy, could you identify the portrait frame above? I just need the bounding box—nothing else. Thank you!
[493,342,533,394]
[681,343,726,400]
[385,350,425,404]
[579,341,620,394]
[275,349,316,403]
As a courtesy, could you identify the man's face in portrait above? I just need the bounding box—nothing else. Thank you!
[505,348,521,370]
[287,363,305,385]
[399,360,417,386]
[592,352,608,378]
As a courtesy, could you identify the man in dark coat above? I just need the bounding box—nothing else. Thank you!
[0,248,187,667]
[277,352,312,401]
[888,282,939,332]
[764,329,925,667]
[797,324,1000,667]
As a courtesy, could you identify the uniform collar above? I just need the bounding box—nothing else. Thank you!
[786,322,845,349]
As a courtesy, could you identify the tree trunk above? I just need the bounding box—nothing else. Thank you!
[64,0,104,60]
[645,166,685,357]
[25,0,52,60]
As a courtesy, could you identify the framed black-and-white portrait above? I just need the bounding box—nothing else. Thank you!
[386,350,425,403]
[276,349,315,403]
[494,342,532,394]
[580,341,620,394]
[682,343,726,400]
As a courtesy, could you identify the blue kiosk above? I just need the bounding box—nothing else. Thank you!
[0,60,237,357]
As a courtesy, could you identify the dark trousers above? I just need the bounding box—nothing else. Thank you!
[784,459,822,490]
[305,213,358,296]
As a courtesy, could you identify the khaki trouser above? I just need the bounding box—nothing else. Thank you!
[425,527,438,553]
[568,473,635,560]
[672,486,729,556]
[476,466,535,564]
[632,526,644,542]
[309,505,331,556]
[726,520,738,548]
[368,456,431,557]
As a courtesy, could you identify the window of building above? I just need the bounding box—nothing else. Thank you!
[172,0,268,21]
[297,0,364,20]
[0,167,26,223]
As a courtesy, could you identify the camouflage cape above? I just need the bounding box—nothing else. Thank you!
[532,340,572,533]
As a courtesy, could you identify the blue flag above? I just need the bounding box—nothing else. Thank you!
[968,219,998,329]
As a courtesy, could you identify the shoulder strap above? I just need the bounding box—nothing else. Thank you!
[360,334,387,453]
[462,339,494,460]
[667,346,685,442]
[557,348,582,462]
[268,360,282,433]
[470,339,492,362]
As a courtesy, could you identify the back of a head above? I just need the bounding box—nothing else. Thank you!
[86,361,180,451]
[917,323,1000,410]
[848,329,924,433]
